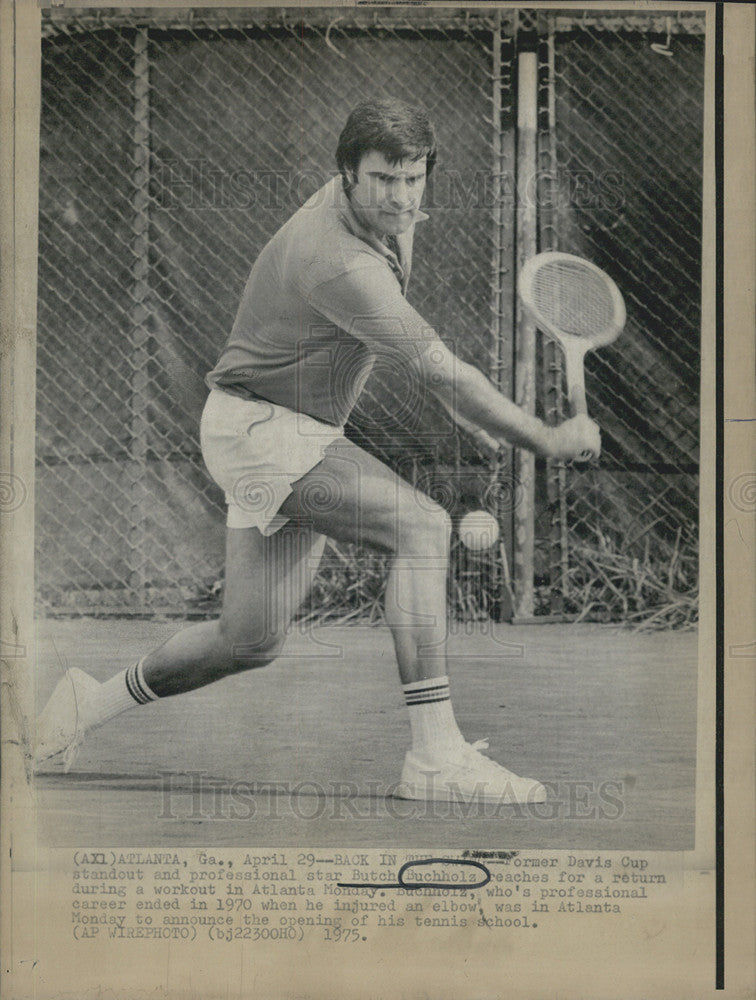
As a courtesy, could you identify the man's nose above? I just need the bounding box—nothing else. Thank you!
[389,179,411,207]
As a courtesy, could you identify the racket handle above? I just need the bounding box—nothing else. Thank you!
[564,348,588,417]
[569,381,588,418]
[564,351,595,463]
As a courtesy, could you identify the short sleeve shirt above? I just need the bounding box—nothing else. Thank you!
[206,176,434,426]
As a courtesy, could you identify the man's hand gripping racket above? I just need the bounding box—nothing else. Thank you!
[519,252,626,463]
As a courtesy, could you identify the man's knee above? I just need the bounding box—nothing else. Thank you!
[397,500,452,557]
[217,618,286,669]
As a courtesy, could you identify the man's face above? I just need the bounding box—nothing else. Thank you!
[346,151,427,239]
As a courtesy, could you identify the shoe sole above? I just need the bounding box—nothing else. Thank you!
[34,737,83,772]
[394,781,547,805]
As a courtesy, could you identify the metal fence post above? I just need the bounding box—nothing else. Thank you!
[128,26,151,605]
[539,21,568,615]
[488,11,516,621]
[513,42,538,619]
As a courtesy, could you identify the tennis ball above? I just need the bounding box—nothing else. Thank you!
[458,510,500,551]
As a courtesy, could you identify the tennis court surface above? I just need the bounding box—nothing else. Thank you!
[33,619,697,851]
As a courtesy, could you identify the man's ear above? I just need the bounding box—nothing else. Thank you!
[342,167,358,191]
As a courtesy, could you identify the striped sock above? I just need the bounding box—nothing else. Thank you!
[84,659,159,731]
[124,659,159,706]
[402,675,465,756]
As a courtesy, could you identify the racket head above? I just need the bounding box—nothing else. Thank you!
[518,251,626,352]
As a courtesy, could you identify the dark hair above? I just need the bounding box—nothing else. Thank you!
[336,99,437,190]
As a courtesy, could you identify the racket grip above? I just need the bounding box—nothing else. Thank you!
[564,353,595,463]
[568,380,588,418]
[565,380,597,462]
[569,384,597,461]
[564,348,588,418]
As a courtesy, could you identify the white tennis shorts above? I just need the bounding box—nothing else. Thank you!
[200,389,346,535]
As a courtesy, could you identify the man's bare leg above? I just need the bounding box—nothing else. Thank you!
[282,441,452,686]
[142,526,326,696]
[278,442,467,755]
[33,525,325,766]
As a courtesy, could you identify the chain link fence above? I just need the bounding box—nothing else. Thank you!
[36,7,704,626]
[535,11,703,626]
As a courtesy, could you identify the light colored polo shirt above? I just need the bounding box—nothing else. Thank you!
[206,176,434,427]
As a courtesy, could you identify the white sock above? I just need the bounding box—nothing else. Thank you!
[84,659,159,730]
[402,675,465,756]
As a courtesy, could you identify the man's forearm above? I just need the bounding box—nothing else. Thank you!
[433,358,552,456]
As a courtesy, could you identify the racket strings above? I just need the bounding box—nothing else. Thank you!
[531,261,616,339]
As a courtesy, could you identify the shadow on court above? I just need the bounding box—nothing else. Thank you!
[33,619,697,850]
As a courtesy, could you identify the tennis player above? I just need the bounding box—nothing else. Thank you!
[36,100,600,803]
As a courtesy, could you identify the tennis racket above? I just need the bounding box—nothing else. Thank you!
[518,251,626,461]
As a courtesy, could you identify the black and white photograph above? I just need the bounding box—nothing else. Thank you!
[30,3,704,851]
[2,2,753,998]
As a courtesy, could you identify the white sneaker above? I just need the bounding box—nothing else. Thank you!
[395,740,547,804]
[34,668,99,772]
